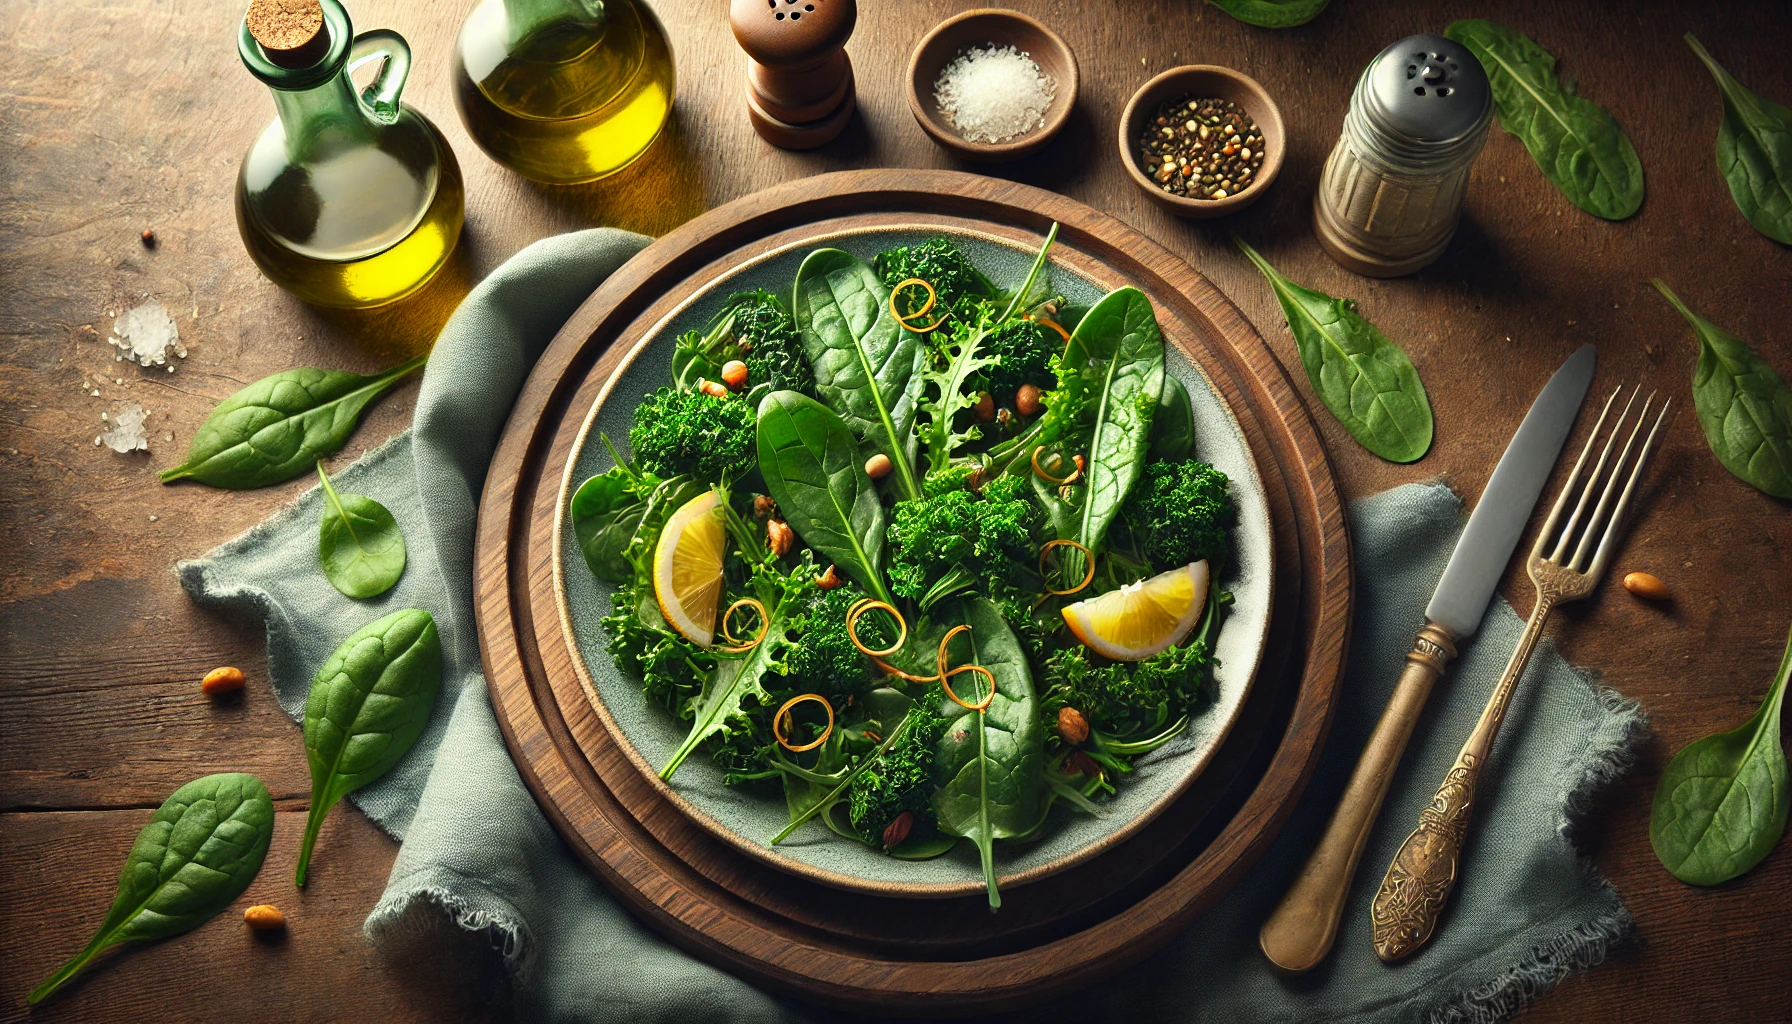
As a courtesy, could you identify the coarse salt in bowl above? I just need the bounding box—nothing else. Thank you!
[934,44,1056,143]
[906,9,1079,163]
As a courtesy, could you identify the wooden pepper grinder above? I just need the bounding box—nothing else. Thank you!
[730,0,856,149]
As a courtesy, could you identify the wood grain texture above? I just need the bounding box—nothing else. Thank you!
[473,172,1351,1012]
[1,0,1789,1020]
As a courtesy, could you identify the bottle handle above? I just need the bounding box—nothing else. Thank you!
[348,29,410,126]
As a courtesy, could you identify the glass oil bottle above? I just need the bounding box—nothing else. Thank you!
[235,0,464,308]
[453,0,675,184]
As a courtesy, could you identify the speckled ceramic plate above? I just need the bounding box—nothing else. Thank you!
[551,225,1273,897]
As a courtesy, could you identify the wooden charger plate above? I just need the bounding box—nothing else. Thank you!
[475,170,1352,1016]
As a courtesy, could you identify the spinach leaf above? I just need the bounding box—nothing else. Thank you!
[1206,0,1329,29]
[1445,19,1643,220]
[1654,280,1792,498]
[297,607,442,886]
[1150,375,1196,463]
[660,563,809,780]
[571,468,647,583]
[316,462,406,599]
[930,597,1045,909]
[161,355,426,489]
[1651,621,1791,886]
[756,390,892,602]
[1061,288,1164,556]
[792,249,924,501]
[29,773,274,1004]
[1236,238,1433,463]
[1685,35,1792,245]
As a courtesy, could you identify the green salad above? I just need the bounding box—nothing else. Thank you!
[572,226,1236,907]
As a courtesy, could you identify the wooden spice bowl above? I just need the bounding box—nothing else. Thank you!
[906,9,1078,163]
[1119,65,1286,218]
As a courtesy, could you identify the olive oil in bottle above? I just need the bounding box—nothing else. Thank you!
[235,0,465,308]
[453,0,675,184]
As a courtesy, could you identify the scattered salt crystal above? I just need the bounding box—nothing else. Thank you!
[99,402,150,453]
[91,389,101,398]
[109,301,187,368]
[934,44,1056,144]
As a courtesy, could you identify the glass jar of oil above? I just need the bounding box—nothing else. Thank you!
[235,0,464,308]
[453,0,675,184]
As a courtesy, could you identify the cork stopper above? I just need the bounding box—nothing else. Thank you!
[246,0,328,69]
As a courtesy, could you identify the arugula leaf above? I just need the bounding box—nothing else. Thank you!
[930,597,1046,909]
[316,462,406,599]
[1651,621,1791,886]
[1654,280,1792,498]
[1446,19,1643,220]
[1206,0,1329,29]
[298,608,442,886]
[29,773,275,1004]
[1062,287,1165,556]
[756,390,891,602]
[1236,238,1433,463]
[918,316,1001,478]
[1685,34,1792,245]
[792,249,925,501]
[161,355,425,488]
[659,561,810,780]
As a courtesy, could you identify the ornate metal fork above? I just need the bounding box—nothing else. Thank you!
[1369,384,1670,962]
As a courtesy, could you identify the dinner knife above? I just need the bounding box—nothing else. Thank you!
[1259,343,1596,973]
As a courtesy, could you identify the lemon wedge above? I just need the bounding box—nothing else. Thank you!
[1061,560,1209,662]
[653,491,727,647]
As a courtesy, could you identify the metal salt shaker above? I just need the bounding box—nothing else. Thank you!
[1314,34,1492,277]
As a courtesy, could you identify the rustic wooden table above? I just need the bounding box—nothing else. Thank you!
[3,0,1788,1021]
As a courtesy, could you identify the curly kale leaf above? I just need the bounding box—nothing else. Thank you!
[730,291,815,396]
[1043,640,1216,742]
[1119,458,1235,569]
[672,291,815,397]
[875,236,994,320]
[786,582,890,702]
[984,317,1059,398]
[887,489,1036,607]
[848,702,948,844]
[628,385,757,484]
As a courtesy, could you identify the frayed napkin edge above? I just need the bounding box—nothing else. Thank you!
[1427,674,1649,1024]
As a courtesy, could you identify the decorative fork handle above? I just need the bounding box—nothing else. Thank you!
[1260,622,1460,972]
[1370,593,1558,962]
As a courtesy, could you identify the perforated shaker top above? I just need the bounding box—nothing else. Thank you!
[1366,33,1489,142]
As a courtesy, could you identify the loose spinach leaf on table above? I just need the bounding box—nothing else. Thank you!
[316,462,406,599]
[298,608,442,886]
[1651,622,1791,886]
[756,390,892,602]
[1653,279,1792,498]
[1685,34,1792,245]
[1061,287,1165,557]
[1445,19,1643,221]
[29,773,275,1004]
[160,355,426,489]
[1150,375,1196,463]
[930,597,1046,910]
[1236,238,1433,463]
[1206,0,1330,29]
[792,249,925,501]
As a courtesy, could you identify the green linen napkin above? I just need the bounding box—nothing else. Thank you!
[178,229,1645,1023]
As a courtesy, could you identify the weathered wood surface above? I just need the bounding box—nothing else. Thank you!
[1,0,1788,1020]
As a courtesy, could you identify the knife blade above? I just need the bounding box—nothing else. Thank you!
[1260,343,1596,973]
[1425,343,1597,637]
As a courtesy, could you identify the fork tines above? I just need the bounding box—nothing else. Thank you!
[1532,384,1671,578]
